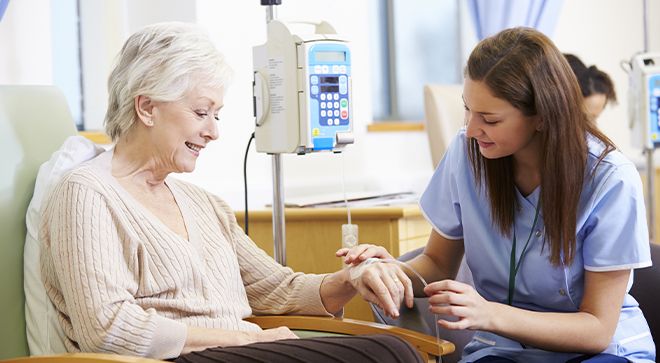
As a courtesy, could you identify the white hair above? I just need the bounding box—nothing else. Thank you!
[104,22,233,141]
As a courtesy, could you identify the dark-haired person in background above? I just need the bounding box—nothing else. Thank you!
[564,53,617,122]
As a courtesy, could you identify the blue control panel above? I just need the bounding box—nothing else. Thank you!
[649,74,660,146]
[307,43,351,151]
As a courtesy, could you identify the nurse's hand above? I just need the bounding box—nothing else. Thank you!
[348,260,414,318]
[424,280,494,331]
[336,244,395,266]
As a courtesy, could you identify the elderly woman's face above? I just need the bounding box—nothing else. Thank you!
[149,85,223,173]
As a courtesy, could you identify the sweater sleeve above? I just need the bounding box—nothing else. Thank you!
[40,177,187,359]
[208,195,334,317]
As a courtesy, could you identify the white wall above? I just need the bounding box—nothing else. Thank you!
[3,0,658,211]
[177,0,433,210]
[553,0,660,163]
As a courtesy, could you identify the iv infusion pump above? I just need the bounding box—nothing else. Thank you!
[628,52,660,149]
[253,20,354,154]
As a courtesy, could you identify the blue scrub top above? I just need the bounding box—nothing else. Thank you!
[419,129,654,363]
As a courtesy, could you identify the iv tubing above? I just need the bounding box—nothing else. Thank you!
[341,151,352,225]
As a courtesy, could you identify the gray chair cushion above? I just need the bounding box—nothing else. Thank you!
[629,243,660,348]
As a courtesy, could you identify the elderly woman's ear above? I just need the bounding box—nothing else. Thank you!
[135,95,155,127]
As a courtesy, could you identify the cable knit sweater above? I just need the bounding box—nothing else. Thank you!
[40,150,332,359]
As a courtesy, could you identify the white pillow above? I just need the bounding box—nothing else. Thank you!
[24,135,105,355]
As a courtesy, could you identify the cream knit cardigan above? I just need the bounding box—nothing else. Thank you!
[40,150,332,359]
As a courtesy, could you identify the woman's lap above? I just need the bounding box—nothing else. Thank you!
[174,334,423,363]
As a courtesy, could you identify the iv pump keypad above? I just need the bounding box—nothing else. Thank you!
[310,73,348,126]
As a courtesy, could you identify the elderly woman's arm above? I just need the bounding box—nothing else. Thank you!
[212,196,408,317]
[318,269,356,314]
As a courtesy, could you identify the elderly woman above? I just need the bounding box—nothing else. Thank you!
[40,22,419,363]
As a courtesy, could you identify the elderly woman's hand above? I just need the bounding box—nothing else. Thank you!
[250,326,299,343]
[184,325,299,353]
[347,259,414,318]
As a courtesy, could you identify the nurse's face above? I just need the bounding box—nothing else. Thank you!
[463,77,541,161]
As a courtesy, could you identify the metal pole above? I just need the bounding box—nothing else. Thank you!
[643,0,649,54]
[265,5,276,24]
[264,3,287,265]
[272,154,286,265]
[647,148,655,242]
[385,0,399,119]
[642,0,654,242]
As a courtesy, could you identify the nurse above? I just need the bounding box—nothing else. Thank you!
[340,27,654,362]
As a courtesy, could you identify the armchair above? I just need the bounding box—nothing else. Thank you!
[0,85,453,363]
[422,84,465,169]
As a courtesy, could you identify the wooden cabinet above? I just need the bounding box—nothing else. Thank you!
[235,205,431,321]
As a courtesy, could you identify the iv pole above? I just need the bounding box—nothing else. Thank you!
[261,0,287,265]
[642,0,655,243]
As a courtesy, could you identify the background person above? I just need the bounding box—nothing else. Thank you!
[564,53,617,122]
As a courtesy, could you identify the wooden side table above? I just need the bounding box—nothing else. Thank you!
[235,205,431,321]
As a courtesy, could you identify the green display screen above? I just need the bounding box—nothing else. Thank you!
[315,51,345,62]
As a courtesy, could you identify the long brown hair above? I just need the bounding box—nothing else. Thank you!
[465,27,615,266]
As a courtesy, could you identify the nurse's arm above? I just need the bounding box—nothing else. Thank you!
[485,269,629,353]
[406,229,465,297]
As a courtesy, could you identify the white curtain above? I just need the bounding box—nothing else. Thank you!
[467,0,564,40]
[0,0,9,22]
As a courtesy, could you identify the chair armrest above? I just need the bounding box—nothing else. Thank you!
[0,353,165,363]
[245,315,455,359]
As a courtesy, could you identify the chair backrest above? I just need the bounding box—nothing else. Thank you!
[423,84,465,169]
[630,242,660,349]
[0,85,77,359]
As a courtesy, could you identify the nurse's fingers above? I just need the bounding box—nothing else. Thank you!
[436,316,471,331]
[337,244,393,265]
[424,279,472,296]
[428,291,470,307]
[429,304,470,320]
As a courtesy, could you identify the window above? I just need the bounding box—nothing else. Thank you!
[52,0,84,130]
[370,0,462,121]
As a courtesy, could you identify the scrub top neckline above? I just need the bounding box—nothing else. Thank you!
[515,185,540,212]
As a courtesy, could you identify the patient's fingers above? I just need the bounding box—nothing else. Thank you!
[364,272,399,318]
[361,263,411,317]
[396,268,414,309]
